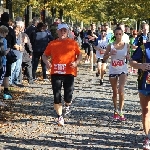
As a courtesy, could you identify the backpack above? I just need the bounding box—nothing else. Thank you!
[6,49,17,64]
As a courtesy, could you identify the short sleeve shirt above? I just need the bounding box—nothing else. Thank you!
[44,38,81,76]
[132,42,150,90]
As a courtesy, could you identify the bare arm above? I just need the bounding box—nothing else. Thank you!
[93,45,101,51]
[103,44,111,61]
[42,54,51,70]
[129,59,150,71]
[126,44,130,60]
[129,59,142,69]
[87,35,96,41]
[76,53,82,64]
[70,52,82,67]
[131,45,138,50]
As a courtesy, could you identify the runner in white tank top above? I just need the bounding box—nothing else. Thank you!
[94,30,109,85]
[103,27,130,121]
[109,43,128,75]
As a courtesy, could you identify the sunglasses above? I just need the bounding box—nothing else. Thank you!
[115,33,122,35]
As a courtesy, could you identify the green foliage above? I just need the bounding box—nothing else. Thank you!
[8,0,150,23]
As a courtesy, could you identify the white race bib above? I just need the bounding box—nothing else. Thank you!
[112,59,124,69]
[54,64,66,74]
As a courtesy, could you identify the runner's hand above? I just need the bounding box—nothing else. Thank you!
[126,54,130,60]
[70,61,78,68]
[110,49,117,55]
[140,63,150,71]
[46,61,51,70]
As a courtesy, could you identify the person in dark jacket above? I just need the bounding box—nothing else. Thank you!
[32,22,51,81]
[19,33,33,84]
[25,17,39,46]
[0,12,16,100]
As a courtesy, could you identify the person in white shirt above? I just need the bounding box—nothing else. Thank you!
[118,23,130,43]
[94,30,109,85]
[103,27,130,121]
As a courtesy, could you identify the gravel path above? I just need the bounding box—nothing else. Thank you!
[0,63,144,150]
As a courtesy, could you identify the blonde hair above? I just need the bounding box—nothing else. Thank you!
[0,25,9,34]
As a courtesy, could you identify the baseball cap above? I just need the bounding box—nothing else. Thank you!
[57,23,68,30]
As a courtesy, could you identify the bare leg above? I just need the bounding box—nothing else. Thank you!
[139,93,150,135]
[118,74,127,112]
[101,63,106,80]
[54,103,62,116]
[3,77,9,89]
[109,77,118,110]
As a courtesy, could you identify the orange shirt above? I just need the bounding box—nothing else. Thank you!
[44,38,81,76]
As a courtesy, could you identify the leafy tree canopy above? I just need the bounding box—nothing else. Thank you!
[2,0,150,23]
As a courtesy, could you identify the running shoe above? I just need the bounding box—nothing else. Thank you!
[119,113,126,121]
[113,110,119,120]
[43,79,49,82]
[0,100,7,107]
[58,116,64,126]
[3,91,13,100]
[96,72,100,77]
[143,137,150,150]
[64,105,70,115]
[100,79,103,85]
[85,60,89,64]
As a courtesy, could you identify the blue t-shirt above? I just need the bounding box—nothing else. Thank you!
[132,42,150,90]
[106,32,113,41]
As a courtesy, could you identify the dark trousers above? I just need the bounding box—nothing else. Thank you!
[19,61,33,83]
[32,52,47,79]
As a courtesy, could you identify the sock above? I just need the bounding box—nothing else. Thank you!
[114,108,118,113]
[119,110,123,115]
[4,88,8,93]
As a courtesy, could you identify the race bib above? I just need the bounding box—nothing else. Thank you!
[146,73,150,84]
[100,50,105,54]
[143,40,147,44]
[112,59,124,68]
[54,64,66,74]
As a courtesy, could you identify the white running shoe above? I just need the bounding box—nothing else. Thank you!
[64,106,70,115]
[58,116,64,126]
[85,60,90,64]
[0,101,7,107]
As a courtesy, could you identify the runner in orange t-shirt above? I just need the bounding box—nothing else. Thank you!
[42,23,82,126]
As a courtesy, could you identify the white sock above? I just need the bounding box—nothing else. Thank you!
[114,108,118,112]
[119,110,123,115]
